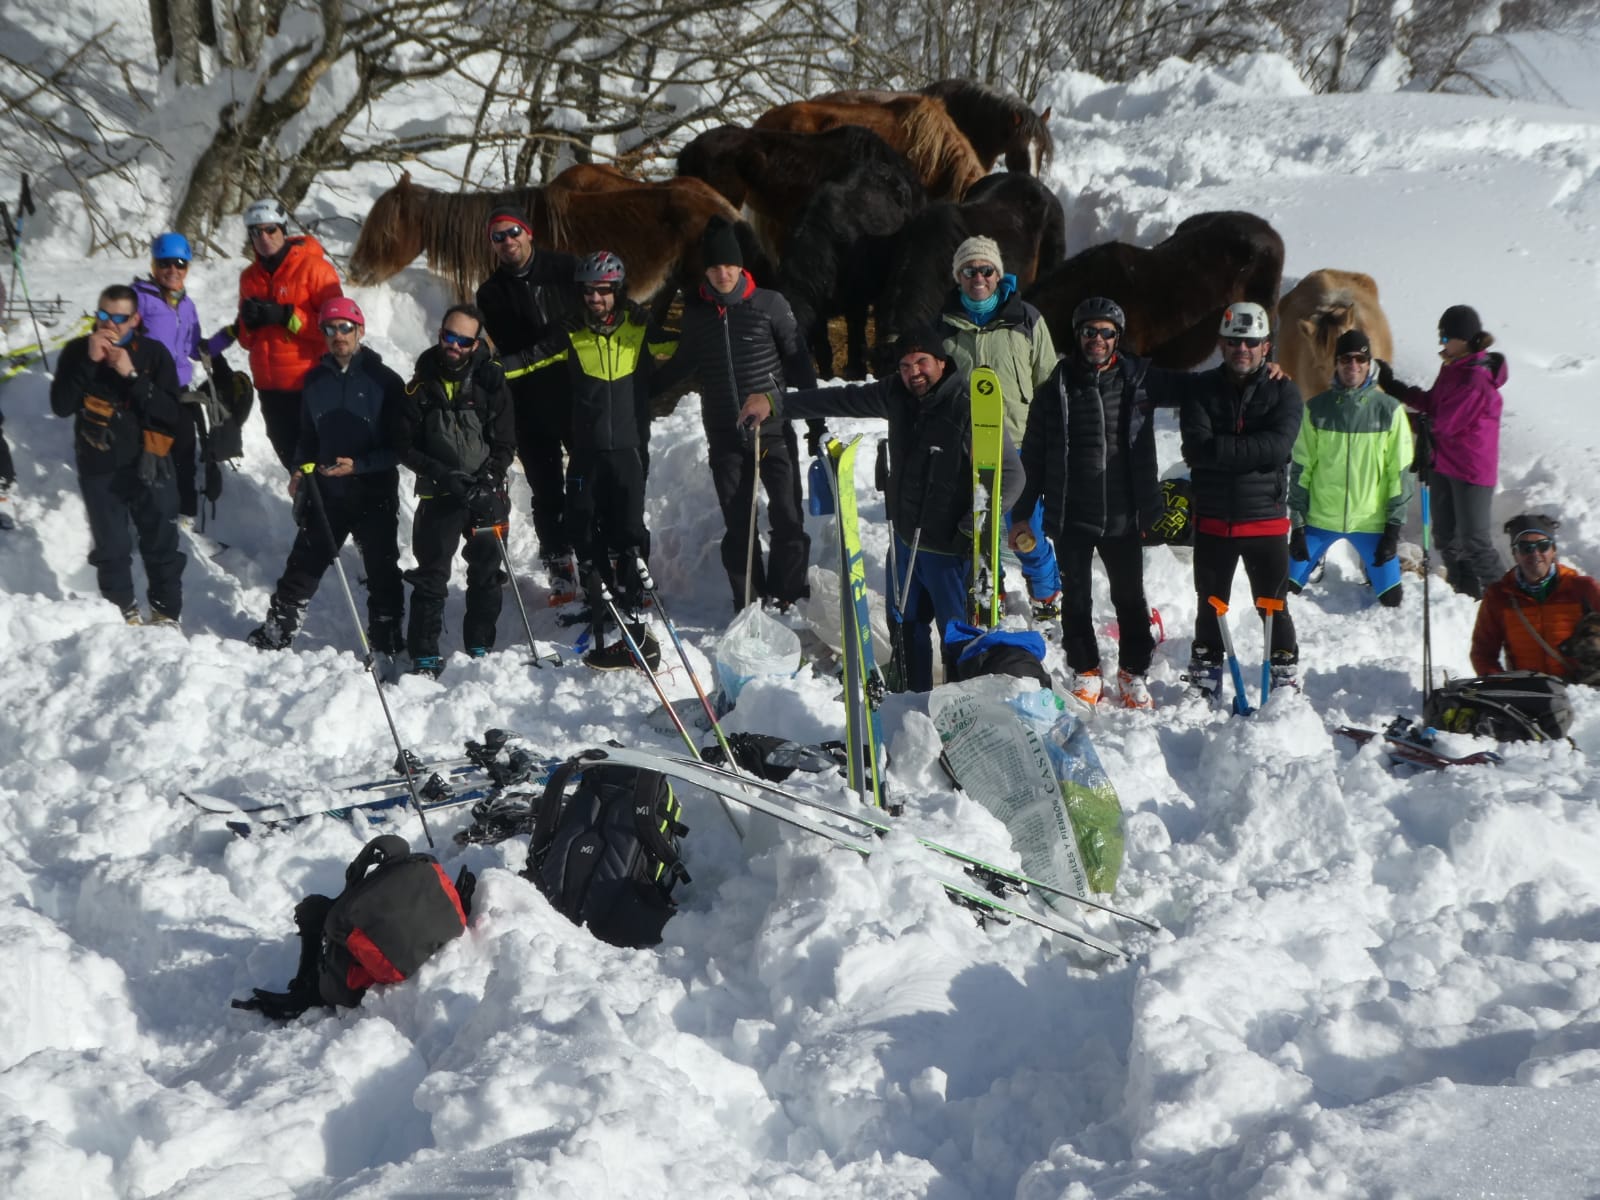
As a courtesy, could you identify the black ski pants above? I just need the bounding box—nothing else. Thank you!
[565,448,649,598]
[80,466,185,617]
[274,477,404,634]
[171,394,205,518]
[406,495,504,657]
[259,388,303,472]
[1058,530,1155,676]
[1192,531,1297,660]
[513,385,573,560]
[0,409,15,484]
[1429,471,1502,599]
[708,424,810,609]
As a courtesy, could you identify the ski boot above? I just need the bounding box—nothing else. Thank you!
[1030,591,1062,623]
[247,598,304,650]
[1069,668,1104,707]
[1183,647,1223,700]
[410,655,444,679]
[1117,669,1154,709]
[121,603,143,626]
[148,608,180,628]
[544,551,580,606]
[583,622,661,671]
[1270,650,1300,692]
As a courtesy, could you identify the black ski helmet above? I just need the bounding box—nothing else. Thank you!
[1072,296,1126,334]
[576,250,625,292]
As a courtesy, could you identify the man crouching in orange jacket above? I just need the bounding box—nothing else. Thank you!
[1470,512,1600,679]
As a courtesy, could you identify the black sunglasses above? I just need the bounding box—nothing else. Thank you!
[1079,327,1118,342]
[490,228,525,244]
[1225,336,1265,348]
[155,257,190,270]
[321,321,359,336]
[581,285,616,296]
[1514,538,1555,554]
[95,308,135,325]
[959,265,998,280]
[1337,353,1370,365]
[440,330,478,348]
[247,224,282,238]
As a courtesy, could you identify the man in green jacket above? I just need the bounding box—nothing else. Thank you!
[1288,328,1413,606]
[939,235,1061,619]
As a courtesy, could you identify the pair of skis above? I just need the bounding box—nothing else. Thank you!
[1335,719,1503,771]
[1207,594,1285,714]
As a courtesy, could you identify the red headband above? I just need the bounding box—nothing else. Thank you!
[486,215,535,240]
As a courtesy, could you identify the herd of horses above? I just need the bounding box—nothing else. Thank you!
[347,80,1386,389]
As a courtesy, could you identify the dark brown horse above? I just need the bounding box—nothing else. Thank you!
[753,96,985,200]
[677,124,922,259]
[347,170,771,303]
[1025,211,1286,368]
[823,80,1054,174]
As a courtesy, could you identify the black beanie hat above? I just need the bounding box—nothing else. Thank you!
[892,324,952,366]
[1334,328,1371,357]
[701,216,743,269]
[1438,304,1482,341]
[485,205,535,239]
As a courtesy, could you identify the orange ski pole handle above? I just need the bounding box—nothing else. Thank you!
[1207,595,1230,617]
[1256,596,1285,616]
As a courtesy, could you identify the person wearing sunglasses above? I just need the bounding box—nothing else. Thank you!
[1380,304,1506,599]
[473,204,582,592]
[1180,301,1304,696]
[211,197,345,470]
[1286,327,1414,608]
[247,298,407,659]
[49,284,185,625]
[939,235,1062,625]
[389,304,516,677]
[1469,514,1600,678]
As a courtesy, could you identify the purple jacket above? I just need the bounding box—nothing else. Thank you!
[1405,350,1506,487]
[133,277,205,388]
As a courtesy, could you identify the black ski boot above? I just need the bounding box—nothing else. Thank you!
[1183,646,1223,699]
[1270,650,1300,692]
[247,597,305,650]
[584,622,662,671]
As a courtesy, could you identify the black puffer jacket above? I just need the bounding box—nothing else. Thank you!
[50,332,181,477]
[1180,365,1303,529]
[654,271,818,441]
[391,345,516,498]
[475,251,582,360]
[778,364,1024,556]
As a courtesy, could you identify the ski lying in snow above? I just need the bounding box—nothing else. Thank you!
[577,746,1132,957]
[1335,720,1503,769]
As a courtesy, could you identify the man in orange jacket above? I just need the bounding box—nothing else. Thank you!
[1470,513,1600,678]
[216,198,344,468]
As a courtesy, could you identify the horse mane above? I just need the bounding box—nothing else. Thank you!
[922,78,1054,170]
[542,186,572,252]
[901,97,985,199]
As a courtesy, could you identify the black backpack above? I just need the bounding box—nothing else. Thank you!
[1423,671,1573,743]
[523,758,689,948]
[701,732,848,782]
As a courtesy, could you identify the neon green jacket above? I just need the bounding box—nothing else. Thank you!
[1289,377,1413,533]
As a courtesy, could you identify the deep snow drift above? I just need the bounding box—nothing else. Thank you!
[4,45,1600,1200]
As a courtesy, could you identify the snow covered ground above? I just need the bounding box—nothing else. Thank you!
[5,39,1600,1200]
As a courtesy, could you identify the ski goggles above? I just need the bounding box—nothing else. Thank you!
[958,265,997,280]
[320,321,359,336]
[95,309,135,325]
[247,224,283,238]
[439,331,478,348]
[1224,336,1265,348]
[1513,538,1555,555]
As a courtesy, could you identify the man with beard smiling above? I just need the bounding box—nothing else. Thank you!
[391,304,517,677]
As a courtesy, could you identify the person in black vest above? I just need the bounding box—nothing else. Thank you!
[391,304,517,677]
[740,328,1023,692]
[655,216,822,611]
[49,284,185,624]
[474,205,581,591]
[247,297,406,655]
[1180,302,1304,696]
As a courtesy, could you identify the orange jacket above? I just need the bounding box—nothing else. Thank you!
[236,236,343,392]
[1470,563,1600,677]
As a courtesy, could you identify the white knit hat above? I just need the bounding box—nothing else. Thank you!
[952,235,1004,281]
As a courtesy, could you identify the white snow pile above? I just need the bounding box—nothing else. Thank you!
[4,42,1600,1200]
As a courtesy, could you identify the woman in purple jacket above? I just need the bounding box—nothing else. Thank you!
[134,232,226,519]
[1391,304,1507,599]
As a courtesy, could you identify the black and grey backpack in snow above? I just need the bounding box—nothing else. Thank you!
[523,757,689,948]
[1423,671,1573,743]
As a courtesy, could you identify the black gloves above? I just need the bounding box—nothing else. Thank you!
[241,298,292,329]
[1289,526,1309,562]
[1374,358,1396,395]
[443,469,476,500]
[467,473,505,525]
[1408,412,1433,476]
[231,983,318,1021]
[137,448,173,487]
[1374,523,1401,565]
[806,420,827,458]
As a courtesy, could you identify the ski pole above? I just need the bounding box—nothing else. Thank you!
[897,445,939,615]
[303,469,435,846]
[473,520,558,667]
[3,179,50,376]
[597,579,745,838]
[1257,595,1283,705]
[744,419,761,608]
[1207,595,1252,716]
[1420,456,1433,708]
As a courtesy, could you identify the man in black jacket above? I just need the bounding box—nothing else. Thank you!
[655,216,821,611]
[1180,302,1304,696]
[474,205,580,590]
[50,284,186,624]
[741,328,1023,691]
[247,297,407,656]
[390,304,517,676]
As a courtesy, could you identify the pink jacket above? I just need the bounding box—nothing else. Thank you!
[1405,351,1506,487]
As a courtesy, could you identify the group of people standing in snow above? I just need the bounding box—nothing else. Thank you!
[40,193,1600,696]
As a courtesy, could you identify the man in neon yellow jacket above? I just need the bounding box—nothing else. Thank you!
[1287,328,1414,606]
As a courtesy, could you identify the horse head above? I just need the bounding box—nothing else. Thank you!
[1004,106,1054,176]
[348,171,425,285]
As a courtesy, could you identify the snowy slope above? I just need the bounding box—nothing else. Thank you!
[4,45,1600,1200]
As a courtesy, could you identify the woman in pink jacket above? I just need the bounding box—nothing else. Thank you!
[1389,304,1507,599]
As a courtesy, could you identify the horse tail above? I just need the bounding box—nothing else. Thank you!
[542,186,570,251]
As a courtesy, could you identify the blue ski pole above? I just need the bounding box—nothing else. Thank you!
[1208,595,1253,716]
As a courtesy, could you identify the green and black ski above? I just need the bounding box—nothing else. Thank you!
[968,365,1005,627]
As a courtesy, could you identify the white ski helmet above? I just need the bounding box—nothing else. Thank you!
[243,197,290,229]
[1219,302,1270,339]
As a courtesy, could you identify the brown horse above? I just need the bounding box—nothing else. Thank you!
[1275,269,1394,391]
[753,95,985,200]
[824,80,1053,174]
[677,124,922,259]
[347,171,769,303]
[1025,211,1286,368]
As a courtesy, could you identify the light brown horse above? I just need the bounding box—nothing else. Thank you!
[824,81,1053,174]
[753,95,985,200]
[347,170,767,302]
[1275,269,1394,391]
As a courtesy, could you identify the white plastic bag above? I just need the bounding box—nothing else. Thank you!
[715,603,801,707]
